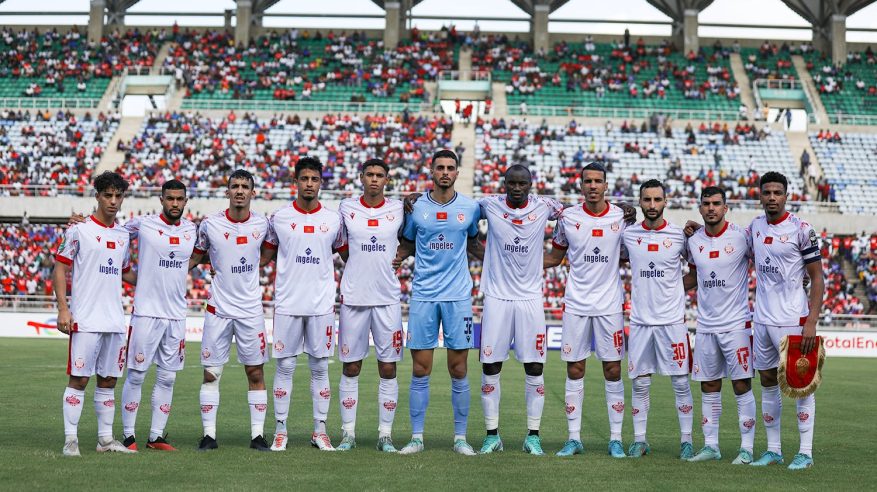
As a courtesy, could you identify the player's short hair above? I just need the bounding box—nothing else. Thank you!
[700,186,726,203]
[161,179,187,196]
[431,149,459,167]
[581,162,607,181]
[295,156,323,177]
[361,158,389,175]
[93,171,129,194]
[504,164,532,180]
[227,169,255,189]
[759,171,788,193]
[639,179,665,197]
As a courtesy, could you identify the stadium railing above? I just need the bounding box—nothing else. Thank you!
[2,296,873,329]
[179,99,435,114]
[511,105,742,121]
[752,78,821,125]
[828,112,877,126]
[0,98,102,109]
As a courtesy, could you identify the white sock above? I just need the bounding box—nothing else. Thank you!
[481,373,501,431]
[735,390,756,453]
[671,375,693,443]
[199,384,219,438]
[632,376,651,442]
[248,390,268,439]
[525,374,544,432]
[761,385,782,454]
[701,391,721,447]
[94,387,116,440]
[273,356,296,434]
[149,368,176,441]
[378,377,398,437]
[796,394,815,456]
[309,356,330,432]
[62,387,85,438]
[339,375,359,435]
[604,379,625,441]
[564,377,584,441]
[121,368,146,438]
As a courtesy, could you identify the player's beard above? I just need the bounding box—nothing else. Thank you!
[163,207,184,222]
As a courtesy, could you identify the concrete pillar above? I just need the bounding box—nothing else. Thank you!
[235,0,253,46]
[683,9,699,55]
[384,1,402,48]
[88,0,105,44]
[225,9,233,31]
[830,14,847,66]
[531,3,550,54]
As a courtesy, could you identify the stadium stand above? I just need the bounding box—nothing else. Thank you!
[807,48,877,123]
[470,35,740,117]
[114,111,454,194]
[0,110,120,195]
[740,42,799,82]
[164,29,453,108]
[808,131,877,213]
[474,117,805,200]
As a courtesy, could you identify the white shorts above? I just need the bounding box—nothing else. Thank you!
[67,331,127,378]
[753,323,803,371]
[273,312,335,359]
[692,329,754,381]
[627,323,691,378]
[480,296,546,364]
[560,312,625,362]
[127,315,187,372]
[339,304,403,363]
[200,311,268,366]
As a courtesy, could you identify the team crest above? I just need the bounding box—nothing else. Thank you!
[536,385,545,396]
[74,358,85,369]
[184,233,191,241]
[528,213,537,222]
[252,231,261,239]
[724,244,735,254]
[457,213,465,223]
[341,344,349,356]
[780,234,789,243]
[483,346,493,357]
[663,239,672,248]
[320,223,329,233]
[678,404,693,414]
[693,364,700,374]
[135,352,145,364]
[562,344,572,354]
[611,222,620,232]
[386,214,395,222]
[274,340,284,352]
[118,239,125,248]
[202,349,211,359]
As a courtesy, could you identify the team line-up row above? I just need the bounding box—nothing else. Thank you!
[53,151,821,470]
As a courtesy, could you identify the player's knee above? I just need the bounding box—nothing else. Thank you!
[155,368,176,388]
[758,369,777,387]
[632,376,651,392]
[701,380,722,393]
[482,362,502,376]
[602,361,621,381]
[523,362,543,377]
[732,379,751,395]
[343,361,362,377]
[245,365,264,386]
[671,375,690,394]
[377,362,396,379]
[203,366,223,389]
[125,368,147,386]
[96,375,117,388]
[308,355,328,376]
[566,361,585,380]
[68,376,89,391]
[275,356,296,376]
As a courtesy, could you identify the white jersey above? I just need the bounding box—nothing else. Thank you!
[338,196,403,306]
[194,209,268,319]
[125,214,197,320]
[749,211,821,326]
[481,195,564,301]
[686,222,751,333]
[622,220,688,326]
[266,202,346,316]
[552,203,628,315]
[54,215,131,333]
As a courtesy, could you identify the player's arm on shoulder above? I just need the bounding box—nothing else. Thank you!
[683,220,702,237]
[68,212,86,226]
[616,201,637,224]
[544,244,566,269]
[467,231,485,261]
[683,263,698,291]
[402,192,423,214]
[260,242,277,266]
[122,268,138,286]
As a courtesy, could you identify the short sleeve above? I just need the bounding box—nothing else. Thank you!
[123,216,141,240]
[467,204,481,238]
[543,197,565,221]
[122,241,132,273]
[798,221,821,265]
[402,209,417,242]
[551,216,569,250]
[264,214,278,249]
[333,213,348,252]
[54,225,80,266]
[194,220,210,254]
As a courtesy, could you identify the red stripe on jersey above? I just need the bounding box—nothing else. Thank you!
[512,218,523,225]
[54,254,73,266]
[799,316,808,327]
[107,241,116,249]
[648,244,659,252]
[169,237,180,245]
[709,251,719,258]
[592,229,603,237]
[66,333,73,375]
[764,236,773,244]
[193,247,206,255]
[263,241,278,250]
[126,325,133,364]
[72,323,78,332]
[206,304,216,314]
[368,219,379,227]
[304,225,315,234]
[436,212,447,221]
[237,236,248,244]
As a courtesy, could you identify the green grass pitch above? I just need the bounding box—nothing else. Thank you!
[2,338,875,490]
